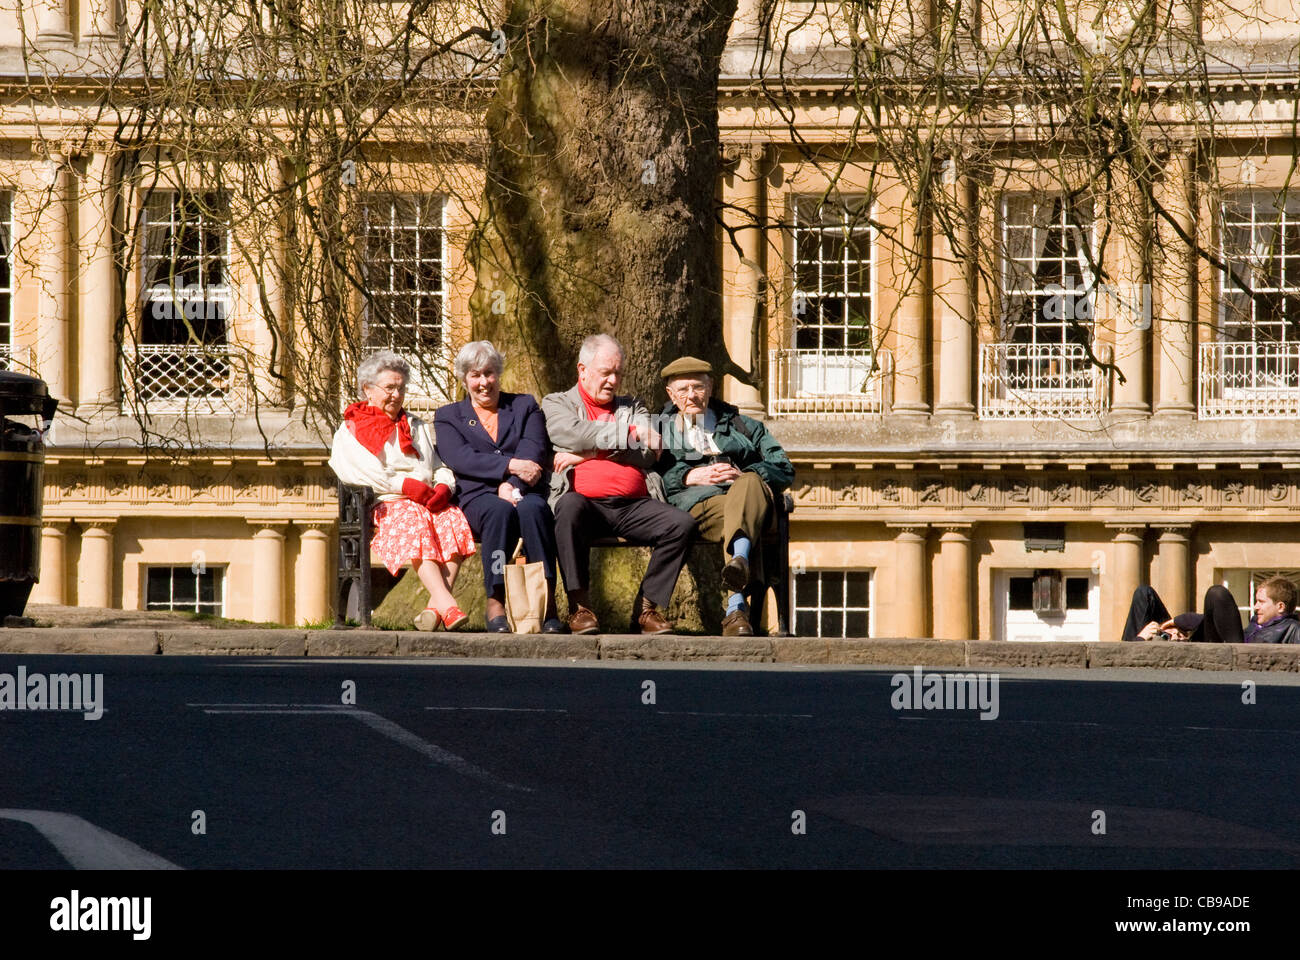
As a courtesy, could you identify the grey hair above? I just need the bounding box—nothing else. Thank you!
[578,333,623,367]
[356,349,410,396]
[454,340,506,383]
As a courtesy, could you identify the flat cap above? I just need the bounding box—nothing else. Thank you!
[660,356,713,380]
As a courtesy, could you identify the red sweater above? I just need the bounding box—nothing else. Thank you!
[571,384,648,498]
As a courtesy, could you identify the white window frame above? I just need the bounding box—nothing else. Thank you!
[359,193,449,400]
[1216,191,1300,393]
[138,190,232,345]
[144,564,227,616]
[998,192,1097,360]
[791,568,873,638]
[0,191,16,371]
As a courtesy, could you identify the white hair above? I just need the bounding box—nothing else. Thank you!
[356,349,410,396]
[578,333,623,367]
[454,340,505,383]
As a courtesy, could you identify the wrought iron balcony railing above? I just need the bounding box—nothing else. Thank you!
[122,344,245,411]
[979,342,1111,420]
[1199,341,1300,419]
[767,348,892,417]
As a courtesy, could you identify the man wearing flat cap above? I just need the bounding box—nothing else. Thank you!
[656,356,795,636]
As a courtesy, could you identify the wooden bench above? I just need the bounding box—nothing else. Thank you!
[334,481,795,635]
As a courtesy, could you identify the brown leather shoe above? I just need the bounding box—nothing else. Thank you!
[722,555,750,592]
[567,604,600,635]
[722,609,754,637]
[637,599,673,635]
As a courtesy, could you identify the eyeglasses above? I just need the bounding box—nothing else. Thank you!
[373,382,406,396]
[671,384,709,397]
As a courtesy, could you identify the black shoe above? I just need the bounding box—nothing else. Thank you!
[722,555,750,592]
[542,618,568,634]
[486,615,511,633]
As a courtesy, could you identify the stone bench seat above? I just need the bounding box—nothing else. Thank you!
[333,482,794,635]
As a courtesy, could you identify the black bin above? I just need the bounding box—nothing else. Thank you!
[0,371,58,620]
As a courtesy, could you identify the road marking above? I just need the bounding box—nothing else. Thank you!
[0,809,181,870]
[656,710,814,719]
[425,706,568,713]
[188,703,532,793]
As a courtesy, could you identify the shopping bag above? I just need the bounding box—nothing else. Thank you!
[504,549,548,634]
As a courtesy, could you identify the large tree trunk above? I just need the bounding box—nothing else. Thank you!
[470,0,738,402]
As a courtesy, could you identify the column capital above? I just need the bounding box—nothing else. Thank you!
[251,520,290,536]
[76,518,116,533]
[294,520,332,536]
[1105,523,1146,535]
[723,141,767,166]
[41,519,69,534]
[936,524,973,540]
[887,524,929,540]
[1154,524,1194,539]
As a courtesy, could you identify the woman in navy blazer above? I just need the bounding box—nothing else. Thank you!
[434,341,563,633]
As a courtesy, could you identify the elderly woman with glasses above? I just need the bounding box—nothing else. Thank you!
[328,350,475,631]
[433,340,563,633]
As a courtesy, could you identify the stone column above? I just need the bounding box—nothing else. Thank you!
[720,144,765,416]
[77,520,115,609]
[889,525,928,637]
[294,522,331,626]
[252,521,289,624]
[31,521,68,605]
[936,525,973,640]
[36,156,72,406]
[1111,167,1151,417]
[78,152,118,410]
[732,0,764,41]
[1154,151,1197,418]
[934,164,976,419]
[890,191,930,417]
[36,0,73,44]
[251,161,288,408]
[1155,525,1193,618]
[82,0,119,39]
[1108,525,1146,622]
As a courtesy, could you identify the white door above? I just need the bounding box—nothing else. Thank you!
[997,570,1099,642]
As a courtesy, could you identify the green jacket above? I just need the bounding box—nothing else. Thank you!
[656,398,795,512]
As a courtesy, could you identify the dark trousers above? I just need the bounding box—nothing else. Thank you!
[1121,584,1244,643]
[461,492,557,595]
[554,492,696,608]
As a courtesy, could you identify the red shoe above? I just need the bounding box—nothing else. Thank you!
[440,605,470,631]
[413,607,440,632]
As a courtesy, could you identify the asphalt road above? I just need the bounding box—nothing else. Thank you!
[2,656,1298,869]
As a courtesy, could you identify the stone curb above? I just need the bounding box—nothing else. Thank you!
[0,629,161,655]
[1,630,1300,672]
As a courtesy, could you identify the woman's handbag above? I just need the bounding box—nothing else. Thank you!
[503,543,548,634]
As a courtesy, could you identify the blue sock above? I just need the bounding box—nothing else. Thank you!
[726,592,747,614]
[730,536,752,561]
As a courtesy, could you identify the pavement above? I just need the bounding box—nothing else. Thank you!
[4,604,1299,671]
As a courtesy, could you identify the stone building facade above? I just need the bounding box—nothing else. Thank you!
[7,1,1300,639]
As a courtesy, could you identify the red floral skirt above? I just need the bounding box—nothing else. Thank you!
[370,497,477,575]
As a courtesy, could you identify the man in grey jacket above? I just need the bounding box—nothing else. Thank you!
[542,334,696,635]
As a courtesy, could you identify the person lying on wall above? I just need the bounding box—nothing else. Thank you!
[1122,576,1300,643]
[328,349,476,632]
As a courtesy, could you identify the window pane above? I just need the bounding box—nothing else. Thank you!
[146,569,170,607]
[1065,577,1089,610]
[795,573,819,606]
[820,610,844,638]
[845,572,870,607]
[173,572,197,606]
[821,573,844,606]
[199,569,220,604]
[844,610,869,637]
[795,610,818,636]
[1009,577,1034,610]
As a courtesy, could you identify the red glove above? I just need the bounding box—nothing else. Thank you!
[402,478,451,512]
